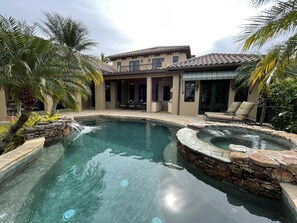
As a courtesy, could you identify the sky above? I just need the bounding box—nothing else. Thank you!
[0,0,262,57]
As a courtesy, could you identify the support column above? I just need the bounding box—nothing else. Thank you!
[95,81,105,110]
[0,90,7,121]
[172,74,180,115]
[109,82,116,109]
[146,77,152,113]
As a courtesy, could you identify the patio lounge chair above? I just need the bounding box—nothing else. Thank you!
[204,102,241,116]
[205,101,256,123]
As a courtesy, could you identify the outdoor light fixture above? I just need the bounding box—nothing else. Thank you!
[231,84,236,90]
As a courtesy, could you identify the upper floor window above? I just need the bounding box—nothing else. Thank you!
[129,60,140,72]
[152,58,164,69]
[117,62,121,72]
[173,56,179,63]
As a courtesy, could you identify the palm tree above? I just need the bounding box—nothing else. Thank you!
[237,0,297,91]
[235,58,270,125]
[100,52,110,63]
[40,12,103,114]
[0,16,70,152]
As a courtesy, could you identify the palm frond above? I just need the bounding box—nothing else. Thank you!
[237,0,297,50]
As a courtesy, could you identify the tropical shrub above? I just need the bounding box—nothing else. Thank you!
[0,112,60,154]
[269,77,297,133]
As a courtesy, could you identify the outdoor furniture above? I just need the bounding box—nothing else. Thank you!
[204,101,241,116]
[128,100,136,109]
[120,101,147,110]
[136,102,146,110]
[205,101,256,123]
[120,102,129,109]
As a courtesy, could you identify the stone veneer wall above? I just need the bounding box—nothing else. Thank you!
[177,127,297,199]
[24,119,72,142]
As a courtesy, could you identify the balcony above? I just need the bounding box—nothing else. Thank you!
[117,62,166,72]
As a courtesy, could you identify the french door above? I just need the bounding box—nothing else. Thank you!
[199,80,229,114]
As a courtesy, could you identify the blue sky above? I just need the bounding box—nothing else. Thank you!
[0,0,261,57]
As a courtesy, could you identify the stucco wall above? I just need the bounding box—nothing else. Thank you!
[106,82,117,109]
[179,80,200,116]
[111,52,188,71]
[247,82,259,121]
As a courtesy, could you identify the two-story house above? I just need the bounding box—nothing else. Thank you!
[95,46,192,115]
[0,45,260,121]
[96,46,259,120]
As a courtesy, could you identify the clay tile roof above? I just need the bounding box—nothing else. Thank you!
[168,53,259,69]
[108,45,191,60]
[98,62,117,73]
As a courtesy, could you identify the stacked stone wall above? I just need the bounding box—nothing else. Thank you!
[177,140,297,198]
[24,119,72,142]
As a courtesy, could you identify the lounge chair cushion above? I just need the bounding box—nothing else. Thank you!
[204,102,241,116]
[226,102,241,114]
[235,102,255,119]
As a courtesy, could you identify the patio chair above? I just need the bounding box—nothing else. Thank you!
[205,101,256,123]
[204,102,241,116]
[120,102,128,109]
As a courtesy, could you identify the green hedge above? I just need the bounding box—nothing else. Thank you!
[269,77,297,133]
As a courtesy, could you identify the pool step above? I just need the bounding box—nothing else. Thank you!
[280,183,297,221]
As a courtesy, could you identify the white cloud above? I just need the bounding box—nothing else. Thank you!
[0,0,262,56]
[94,0,258,55]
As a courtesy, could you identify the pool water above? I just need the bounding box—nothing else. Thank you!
[197,127,294,151]
[11,119,295,222]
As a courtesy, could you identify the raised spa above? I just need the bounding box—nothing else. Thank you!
[197,126,295,151]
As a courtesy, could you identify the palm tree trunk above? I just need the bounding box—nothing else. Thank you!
[0,101,34,154]
[51,99,59,115]
[260,95,268,125]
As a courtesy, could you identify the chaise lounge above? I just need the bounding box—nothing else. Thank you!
[204,101,256,123]
[204,101,241,117]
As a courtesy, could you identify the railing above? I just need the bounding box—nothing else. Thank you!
[117,62,166,72]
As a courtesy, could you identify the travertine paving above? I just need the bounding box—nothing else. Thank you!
[0,138,45,184]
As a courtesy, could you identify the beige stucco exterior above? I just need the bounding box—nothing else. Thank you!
[247,82,259,121]
[112,52,187,72]
[179,80,200,116]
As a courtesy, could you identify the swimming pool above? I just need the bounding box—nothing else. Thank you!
[3,118,295,223]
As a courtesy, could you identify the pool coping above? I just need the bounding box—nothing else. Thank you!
[0,137,45,185]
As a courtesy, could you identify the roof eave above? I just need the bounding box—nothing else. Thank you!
[167,62,244,72]
[104,69,168,77]
[108,48,191,60]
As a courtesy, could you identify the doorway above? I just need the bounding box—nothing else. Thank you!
[199,80,229,114]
